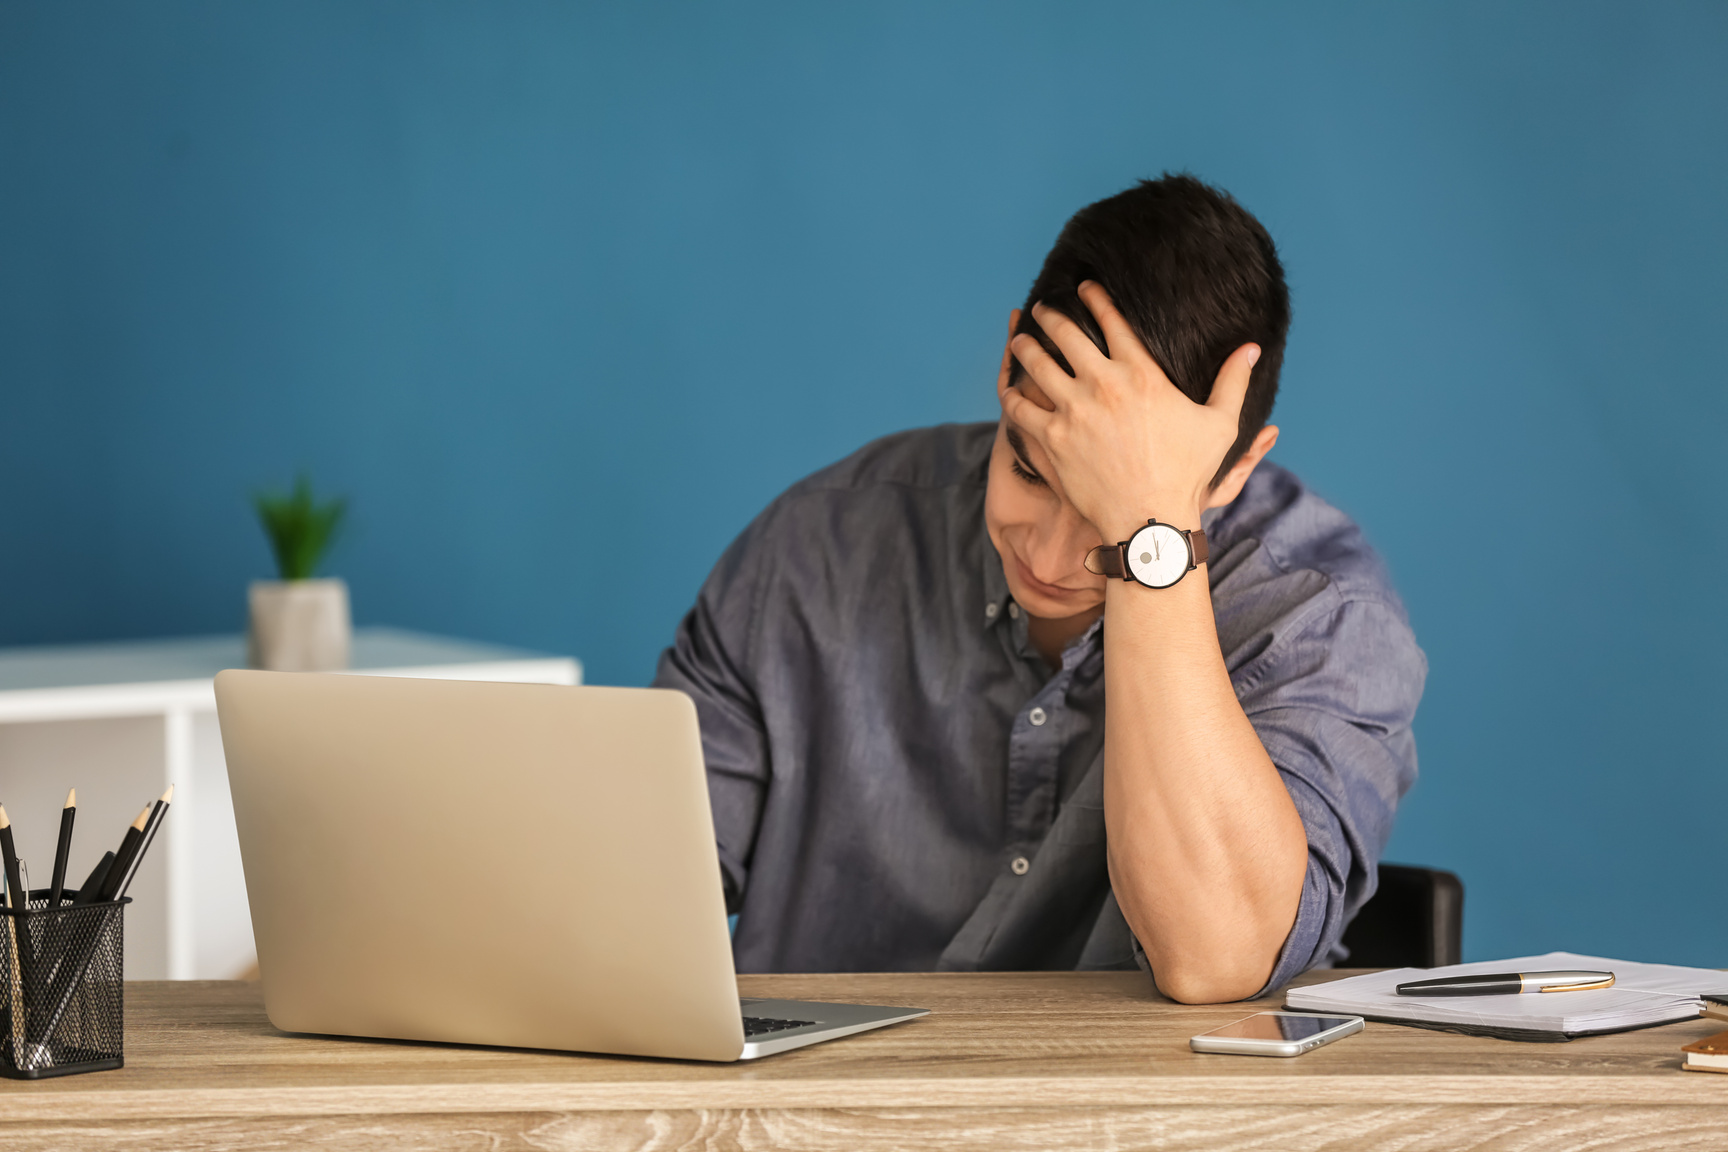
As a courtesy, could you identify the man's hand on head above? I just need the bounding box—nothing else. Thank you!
[999,281,1259,542]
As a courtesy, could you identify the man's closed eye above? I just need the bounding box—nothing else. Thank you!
[1005,428,1048,488]
[1010,457,1047,487]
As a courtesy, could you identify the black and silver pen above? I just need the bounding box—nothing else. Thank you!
[114,785,173,899]
[1396,970,1615,996]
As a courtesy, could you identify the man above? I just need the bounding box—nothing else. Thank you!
[654,175,1425,1003]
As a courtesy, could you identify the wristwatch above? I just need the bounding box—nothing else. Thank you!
[1085,519,1209,589]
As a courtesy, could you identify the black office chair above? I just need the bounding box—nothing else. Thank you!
[1338,863,1463,969]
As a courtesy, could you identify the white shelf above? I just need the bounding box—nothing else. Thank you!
[0,627,581,979]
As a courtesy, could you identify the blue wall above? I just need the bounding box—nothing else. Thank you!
[3,1,1724,966]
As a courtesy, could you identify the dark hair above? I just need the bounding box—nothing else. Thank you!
[1012,174,1289,486]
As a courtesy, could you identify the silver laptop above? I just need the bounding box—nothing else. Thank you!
[215,669,926,1060]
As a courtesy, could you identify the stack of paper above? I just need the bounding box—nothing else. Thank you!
[1286,951,1728,1040]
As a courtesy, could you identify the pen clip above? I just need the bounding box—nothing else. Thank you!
[4,860,24,909]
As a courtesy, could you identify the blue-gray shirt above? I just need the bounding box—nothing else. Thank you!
[654,422,1425,991]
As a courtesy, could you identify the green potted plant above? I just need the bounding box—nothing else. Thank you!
[247,476,352,671]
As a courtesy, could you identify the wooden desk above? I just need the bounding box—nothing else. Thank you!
[0,972,1722,1150]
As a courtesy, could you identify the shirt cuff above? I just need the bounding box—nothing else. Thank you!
[1250,852,1334,999]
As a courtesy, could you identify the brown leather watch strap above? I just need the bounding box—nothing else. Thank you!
[1189,527,1209,567]
[1084,542,1128,579]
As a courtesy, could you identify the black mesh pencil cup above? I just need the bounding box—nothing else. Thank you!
[0,890,127,1079]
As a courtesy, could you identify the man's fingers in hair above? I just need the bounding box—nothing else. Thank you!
[1207,343,1262,419]
[1029,300,1109,377]
[1074,281,1143,363]
[998,342,1057,414]
[1008,331,1077,404]
[998,379,1055,439]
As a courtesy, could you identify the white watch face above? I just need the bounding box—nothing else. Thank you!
[1125,523,1190,588]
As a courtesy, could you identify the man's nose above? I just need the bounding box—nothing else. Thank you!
[1026,510,1098,576]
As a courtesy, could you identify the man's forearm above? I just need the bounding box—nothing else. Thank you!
[1101,570,1309,1004]
[997,282,1308,998]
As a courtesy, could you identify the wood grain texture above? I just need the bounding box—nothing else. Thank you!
[0,973,1720,1150]
[1,1107,1725,1152]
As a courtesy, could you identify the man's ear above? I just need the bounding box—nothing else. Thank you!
[1205,425,1280,510]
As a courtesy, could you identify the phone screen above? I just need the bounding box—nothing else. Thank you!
[1200,1013,1355,1041]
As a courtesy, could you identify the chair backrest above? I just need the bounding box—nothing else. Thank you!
[1338,863,1463,969]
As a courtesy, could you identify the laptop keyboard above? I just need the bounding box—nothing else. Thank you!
[743,1016,817,1038]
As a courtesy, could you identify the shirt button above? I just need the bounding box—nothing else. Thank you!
[1028,707,1047,726]
[1010,856,1030,875]
[984,602,999,620]
[1007,603,1020,619]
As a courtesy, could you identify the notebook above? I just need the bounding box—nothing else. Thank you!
[1682,1030,1728,1074]
[1285,951,1728,1041]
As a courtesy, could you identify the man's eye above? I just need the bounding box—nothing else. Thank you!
[1010,458,1047,487]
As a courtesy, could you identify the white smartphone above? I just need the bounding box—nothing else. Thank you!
[1189,1011,1363,1057]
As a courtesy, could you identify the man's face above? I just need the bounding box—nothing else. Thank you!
[983,406,1109,623]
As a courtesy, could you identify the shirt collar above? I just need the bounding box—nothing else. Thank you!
[1063,615,1104,667]
[982,534,1013,630]
[981,533,1104,668]
[1201,503,1223,537]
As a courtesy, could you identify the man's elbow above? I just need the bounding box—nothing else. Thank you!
[1152,959,1276,1005]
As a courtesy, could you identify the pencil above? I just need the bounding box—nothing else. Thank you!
[0,806,26,1051]
[95,806,151,903]
[2,904,16,1053]
[47,789,77,908]
[114,785,173,900]
[0,807,23,920]
[70,852,115,907]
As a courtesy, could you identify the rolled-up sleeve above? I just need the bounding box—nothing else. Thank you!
[1236,596,1426,993]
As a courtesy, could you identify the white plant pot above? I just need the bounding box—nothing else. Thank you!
[247,578,352,672]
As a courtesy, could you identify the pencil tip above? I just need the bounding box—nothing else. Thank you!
[133,805,151,829]
[161,784,175,804]
[0,805,8,829]
[66,787,77,808]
